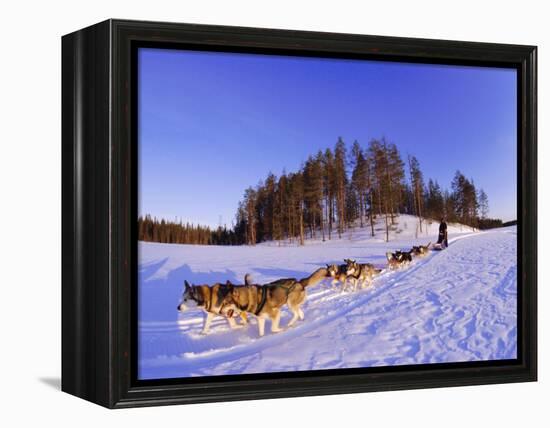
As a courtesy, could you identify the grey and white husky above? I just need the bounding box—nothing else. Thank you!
[177,280,247,335]
[345,259,383,290]
[326,260,354,291]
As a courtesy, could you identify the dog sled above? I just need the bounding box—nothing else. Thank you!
[431,231,448,251]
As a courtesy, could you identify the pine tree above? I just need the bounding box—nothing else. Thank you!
[425,179,444,220]
[451,171,479,227]
[314,151,326,241]
[385,140,406,223]
[367,138,405,241]
[323,148,335,240]
[334,138,347,238]
[351,140,368,228]
[478,188,489,220]
[408,155,425,232]
[367,139,388,240]
[303,155,324,239]
[243,187,257,245]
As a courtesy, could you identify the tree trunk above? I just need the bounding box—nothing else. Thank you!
[370,192,375,237]
[299,203,304,245]
[320,202,325,242]
[359,194,364,228]
[416,185,423,233]
[328,197,333,241]
[384,206,389,242]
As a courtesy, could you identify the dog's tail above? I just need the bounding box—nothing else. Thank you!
[244,273,254,286]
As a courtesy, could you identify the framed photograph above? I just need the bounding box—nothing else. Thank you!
[62,19,537,408]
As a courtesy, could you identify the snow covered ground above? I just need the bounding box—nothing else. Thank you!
[138,215,517,380]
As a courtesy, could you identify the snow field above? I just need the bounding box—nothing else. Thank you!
[138,216,517,379]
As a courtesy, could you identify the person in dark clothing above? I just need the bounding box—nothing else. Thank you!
[437,218,448,248]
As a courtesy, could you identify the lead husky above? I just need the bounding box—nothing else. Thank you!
[224,267,329,337]
[345,259,383,290]
[177,280,247,335]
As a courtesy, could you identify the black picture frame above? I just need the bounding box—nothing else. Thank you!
[62,19,537,408]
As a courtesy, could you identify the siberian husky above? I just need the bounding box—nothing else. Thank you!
[386,250,413,269]
[345,259,383,290]
[411,242,431,257]
[177,280,247,334]
[223,268,329,337]
[326,259,354,290]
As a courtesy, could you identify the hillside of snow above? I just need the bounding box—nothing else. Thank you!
[137,215,516,380]
[257,214,475,247]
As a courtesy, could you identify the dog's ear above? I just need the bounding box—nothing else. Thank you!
[225,280,234,290]
[184,280,191,290]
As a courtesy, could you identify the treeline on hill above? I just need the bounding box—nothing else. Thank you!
[138,137,502,246]
[477,218,504,230]
[234,137,495,245]
[138,215,244,245]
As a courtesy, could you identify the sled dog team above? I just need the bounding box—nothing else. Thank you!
[177,242,431,337]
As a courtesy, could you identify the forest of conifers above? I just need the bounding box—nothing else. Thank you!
[138,137,503,245]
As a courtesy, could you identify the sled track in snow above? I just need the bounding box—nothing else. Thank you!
[141,234,481,371]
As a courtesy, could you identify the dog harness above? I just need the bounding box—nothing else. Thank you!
[255,286,268,316]
[277,281,298,295]
[254,280,298,316]
[191,287,207,309]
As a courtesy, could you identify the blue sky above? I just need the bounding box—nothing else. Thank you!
[138,48,517,227]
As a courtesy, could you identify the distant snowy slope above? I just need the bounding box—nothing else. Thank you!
[257,214,475,247]
[138,218,516,380]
